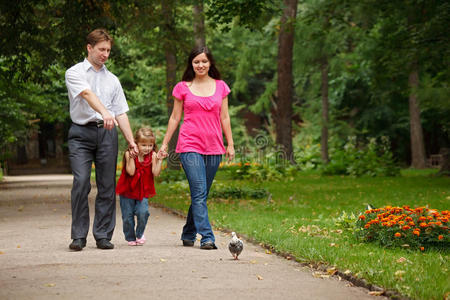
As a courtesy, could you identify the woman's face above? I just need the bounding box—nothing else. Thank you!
[192,53,210,77]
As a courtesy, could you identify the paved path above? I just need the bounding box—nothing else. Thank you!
[0,175,386,299]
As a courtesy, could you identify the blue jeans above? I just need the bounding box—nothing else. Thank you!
[180,152,222,244]
[119,195,150,241]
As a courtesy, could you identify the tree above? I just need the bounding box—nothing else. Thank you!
[193,0,206,47]
[275,0,298,163]
[161,0,181,169]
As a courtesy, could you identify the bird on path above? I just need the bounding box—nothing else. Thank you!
[228,232,243,260]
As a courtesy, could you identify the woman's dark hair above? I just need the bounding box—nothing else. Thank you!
[181,46,221,81]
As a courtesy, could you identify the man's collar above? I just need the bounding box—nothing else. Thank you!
[83,58,107,72]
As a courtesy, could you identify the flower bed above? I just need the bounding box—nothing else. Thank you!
[356,205,449,249]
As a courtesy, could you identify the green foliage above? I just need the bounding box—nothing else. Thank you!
[322,136,400,177]
[156,169,185,184]
[209,183,267,200]
[334,211,358,233]
[224,159,297,183]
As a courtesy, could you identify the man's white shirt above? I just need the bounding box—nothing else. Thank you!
[65,58,129,125]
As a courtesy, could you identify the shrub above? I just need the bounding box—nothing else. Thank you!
[322,136,400,177]
[355,205,449,249]
[209,184,268,199]
[157,169,185,183]
[223,161,297,182]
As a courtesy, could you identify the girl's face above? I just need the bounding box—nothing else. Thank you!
[137,140,154,155]
[192,53,210,77]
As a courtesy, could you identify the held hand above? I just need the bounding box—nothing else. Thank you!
[102,111,117,130]
[226,145,235,162]
[128,141,139,157]
[158,144,169,159]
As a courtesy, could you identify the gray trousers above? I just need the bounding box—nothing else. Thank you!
[68,123,118,241]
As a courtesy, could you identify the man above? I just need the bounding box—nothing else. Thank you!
[65,28,138,251]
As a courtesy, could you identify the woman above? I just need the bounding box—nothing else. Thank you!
[159,46,234,250]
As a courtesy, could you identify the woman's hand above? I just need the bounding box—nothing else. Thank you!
[158,144,169,159]
[226,144,235,162]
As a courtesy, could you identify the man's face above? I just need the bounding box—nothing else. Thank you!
[87,40,111,68]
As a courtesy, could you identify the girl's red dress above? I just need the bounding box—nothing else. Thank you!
[116,152,156,201]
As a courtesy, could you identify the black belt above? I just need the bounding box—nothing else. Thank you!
[76,120,104,128]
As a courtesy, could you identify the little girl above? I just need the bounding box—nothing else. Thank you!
[116,127,163,246]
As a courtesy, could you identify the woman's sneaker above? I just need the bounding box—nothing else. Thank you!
[200,241,217,250]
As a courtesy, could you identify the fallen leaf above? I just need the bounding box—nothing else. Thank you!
[257,275,264,280]
[343,269,352,275]
[250,260,257,264]
[368,291,384,296]
[0,251,5,254]
[18,206,24,212]
[44,283,55,287]
[160,258,167,262]
[327,267,337,275]
[265,250,272,254]
[171,232,176,235]
[80,276,87,279]
[396,257,407,263]
[312,272,324,278]
[17,245,21,248]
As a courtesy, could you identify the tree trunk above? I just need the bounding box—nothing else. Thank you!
[437,148,449,176]
[275,0,298,164]
[162,0,180,169]
[408,64,426,169]
[320,59,329,164]
[192,0,205,47]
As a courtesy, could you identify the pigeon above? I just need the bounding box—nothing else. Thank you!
[228,232,243,260]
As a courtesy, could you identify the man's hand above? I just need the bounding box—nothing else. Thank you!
[128,141,139,157]
[101,111,118,130]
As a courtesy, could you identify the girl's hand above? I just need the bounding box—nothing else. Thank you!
[158,144,169,159]
[226,144,235,162]
[128,141,139,158]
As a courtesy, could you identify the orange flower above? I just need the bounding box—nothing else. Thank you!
[402,225,411,230]
[364,224,370,229]
[420,247,424,251]
[394,232,401,237]
[409,222,415,226]
[413,230,420,236]
[438,235,443,240]
[359,215,366,220]
[419,216,426,221]
[419,222,428,228]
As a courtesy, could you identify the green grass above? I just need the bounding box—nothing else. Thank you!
[152,169,450,300]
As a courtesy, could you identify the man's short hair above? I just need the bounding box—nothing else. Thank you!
[86,28,113,47]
